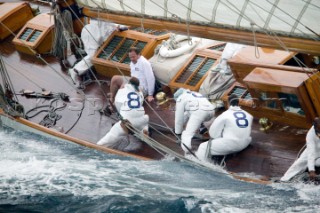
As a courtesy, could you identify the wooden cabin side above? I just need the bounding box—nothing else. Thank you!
[92,29,170,78]
[222,47,320,128]
[0,2,34,40]
[12,13,55,55]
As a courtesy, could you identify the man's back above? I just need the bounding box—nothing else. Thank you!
[114,84,144,114]
[210,106,253,141]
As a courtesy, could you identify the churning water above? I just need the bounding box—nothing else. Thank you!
[0,128,319,213]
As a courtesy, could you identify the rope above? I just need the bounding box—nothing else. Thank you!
[245,2,315,76]
[25,105,51,119]
[65,98,85,134]
[0,14,89,134]
[124,121,232,176]
[250,22,260,59]
[164,0,168,17]
[211,0,221,23]
[148,123,179,144]
[0,55,19,103]
[186,0,193,44]
[263,0,279,29]
[250,0,317,41]
[304,0,320,10]
[149,0,178,18]
[63,0,125,103]
[219,0,315,77]
[236,0,249,27]
[69,0,183,141]
[52,9,73,59]
[291,0,311,34]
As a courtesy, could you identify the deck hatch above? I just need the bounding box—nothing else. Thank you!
[98,35,123,59]
[19,28,33,40]
[169,48,220,91]
[175,56,204,83]
[92,29,170,78]
[111,38,135,62]
[28,30,42,42]
[188,58,215,86]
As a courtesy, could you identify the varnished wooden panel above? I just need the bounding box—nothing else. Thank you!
[0,2,34,40]
[92,29,170,78]
[12,13,55,55]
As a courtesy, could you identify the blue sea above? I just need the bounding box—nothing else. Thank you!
[0,128,319,213]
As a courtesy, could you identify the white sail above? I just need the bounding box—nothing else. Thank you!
[76,0,320,40]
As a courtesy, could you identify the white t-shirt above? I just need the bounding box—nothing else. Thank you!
[130,56,155,96]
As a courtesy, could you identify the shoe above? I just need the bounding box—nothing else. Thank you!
[199,123,208,135]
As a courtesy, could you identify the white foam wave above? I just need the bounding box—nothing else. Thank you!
[1,129,320,212]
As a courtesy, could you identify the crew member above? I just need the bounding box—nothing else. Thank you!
[280,117,320,182]
[109,47,155,103]
[196,94,253,161]
[174,88,215,153]
[97,77,148,150]
[69,21,120,87]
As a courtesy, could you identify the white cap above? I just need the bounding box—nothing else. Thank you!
[173,88,186,101]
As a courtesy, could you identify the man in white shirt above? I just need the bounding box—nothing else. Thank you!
[196,94,253,161]
[174,88,215,153]
[97,77,148,150]
[109,47,155,103]
[280,117,320,182]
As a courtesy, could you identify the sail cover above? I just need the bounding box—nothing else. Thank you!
[76,0,320,40]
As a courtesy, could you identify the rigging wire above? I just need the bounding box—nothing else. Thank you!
[55,2,109,102]
[62,0,129,97]
[264,0,318,40]
[0,16,88,134]
[245,1,315,76]
[219,0,315,76]
[0,55,19,103]
[3,61,44,90]
[66,0,182,140]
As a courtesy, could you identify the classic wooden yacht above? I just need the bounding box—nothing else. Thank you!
[0,0,319,184]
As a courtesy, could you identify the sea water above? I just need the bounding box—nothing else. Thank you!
[0,128,319,213]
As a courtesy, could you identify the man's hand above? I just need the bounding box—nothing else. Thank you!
[309,171,317,181]
[146,95,154,102]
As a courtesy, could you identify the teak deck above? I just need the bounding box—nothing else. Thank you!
[0,33,308,179]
